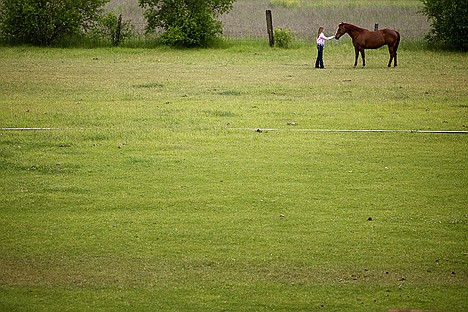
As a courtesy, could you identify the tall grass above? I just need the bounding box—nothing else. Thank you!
[270,0,424,9]
[105,0,430,41]
[221,0,428,40]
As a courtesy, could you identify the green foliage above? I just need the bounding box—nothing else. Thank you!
[0,0,109,46]
[160,7,222,47]
[138,0,235,47]
[91,12,134,46]
[274,27,293,48]
[420,0,468,51]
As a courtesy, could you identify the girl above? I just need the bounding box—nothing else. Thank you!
[315,26,335,69]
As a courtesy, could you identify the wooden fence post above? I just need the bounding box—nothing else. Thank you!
[374,23,379,31]
[266,10,274,47]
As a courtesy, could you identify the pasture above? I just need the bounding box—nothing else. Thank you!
[0,39,467,311]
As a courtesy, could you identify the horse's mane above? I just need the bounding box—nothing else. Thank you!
[342,23,367,32]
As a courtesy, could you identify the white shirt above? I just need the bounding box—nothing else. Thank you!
[316,33,335,45]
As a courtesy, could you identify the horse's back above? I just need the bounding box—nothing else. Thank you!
[362,30,386,49]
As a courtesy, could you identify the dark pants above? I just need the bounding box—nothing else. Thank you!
[315,44,324,68]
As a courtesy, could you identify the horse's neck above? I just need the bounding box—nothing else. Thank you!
[346,24,366,39]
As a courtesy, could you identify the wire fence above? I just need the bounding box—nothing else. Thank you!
[218,7,430,40]
[110,1,430,41]
[128,21,428,42]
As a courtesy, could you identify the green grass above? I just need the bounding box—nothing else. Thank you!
[1,41,467,311]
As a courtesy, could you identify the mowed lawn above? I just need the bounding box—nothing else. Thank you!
[0,42,467,311]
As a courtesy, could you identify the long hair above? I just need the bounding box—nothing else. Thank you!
[317,27,324,38]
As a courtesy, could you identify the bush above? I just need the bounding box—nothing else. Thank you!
[91,12,134,46]
[160,7,222,47]
[274,28,293,48]
[139,0,235,48]
[421,0,468,51]
[0,0,109,46]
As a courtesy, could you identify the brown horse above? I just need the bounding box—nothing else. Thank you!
[334,22,400,67]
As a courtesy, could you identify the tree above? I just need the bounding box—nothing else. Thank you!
[0,0,109,46]
[139,0,235,47]
[420,0,468,51]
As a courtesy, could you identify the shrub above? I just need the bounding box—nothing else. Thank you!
[139,0,235,48]
[420,0,468,51]
[91,12,134,46]
[160,7,222,47]
[0,0,109,46]
[274,27,293,48]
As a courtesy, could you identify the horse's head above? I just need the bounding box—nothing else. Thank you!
[335,23,346,39]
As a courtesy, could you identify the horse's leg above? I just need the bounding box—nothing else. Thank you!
[388,46,394,67]
[392,32,400,67]
[361,49,365,67]
[354,47,359,67]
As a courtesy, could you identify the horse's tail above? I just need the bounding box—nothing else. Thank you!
[394,30,401,50]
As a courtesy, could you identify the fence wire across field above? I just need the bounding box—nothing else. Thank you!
[2,128,467,135]
[229,128,468,134]
[129,22,428,42]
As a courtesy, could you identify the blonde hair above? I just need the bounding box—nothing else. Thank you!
[317,27,324,38]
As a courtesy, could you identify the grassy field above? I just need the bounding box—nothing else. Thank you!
[1,40,467,312]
